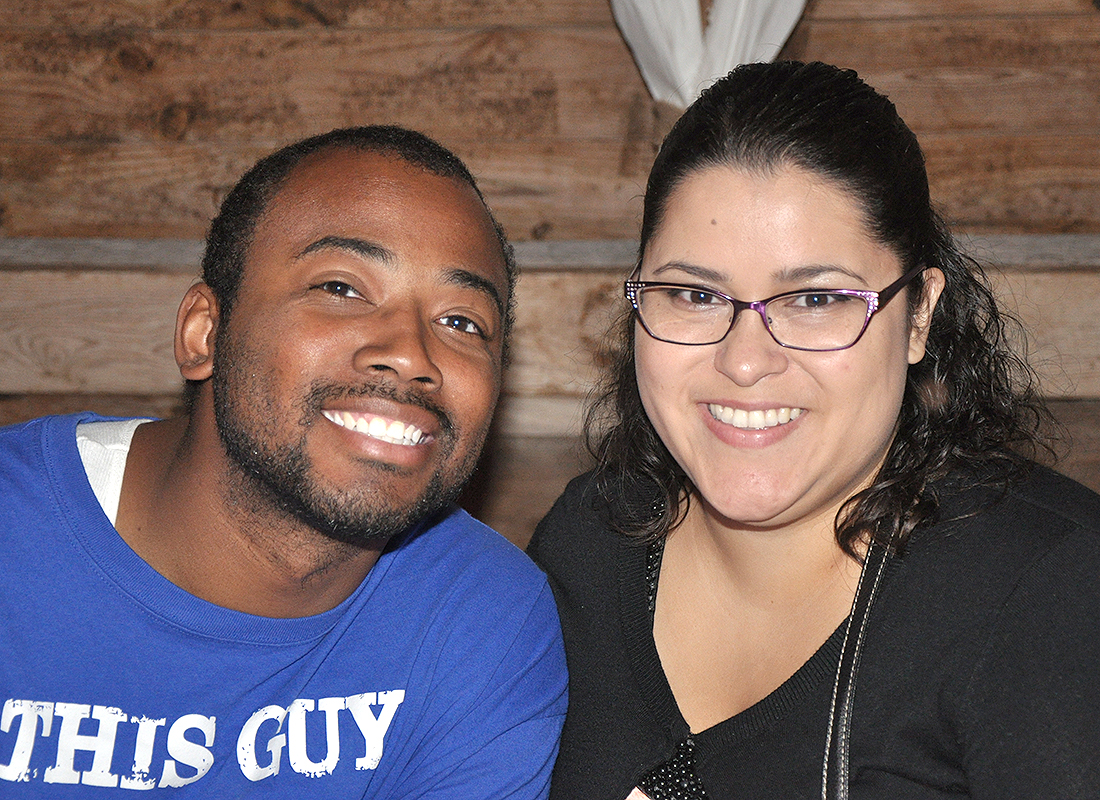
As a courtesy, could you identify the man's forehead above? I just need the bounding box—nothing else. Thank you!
[244,147,508,289]
[273,146,475,206]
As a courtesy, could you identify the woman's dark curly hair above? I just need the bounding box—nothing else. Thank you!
[587,61,1052,557]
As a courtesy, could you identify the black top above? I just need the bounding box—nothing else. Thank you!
[528,464,1100,799]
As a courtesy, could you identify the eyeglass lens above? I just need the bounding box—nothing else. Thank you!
[633,286,873,350]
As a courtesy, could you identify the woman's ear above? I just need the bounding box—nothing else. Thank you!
[908,267,945,365]
[175,282,220,381]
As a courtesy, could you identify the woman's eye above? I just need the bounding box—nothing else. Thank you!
[315,280,362,299]
[668,288,722,307]
[793,292,845,308]
[438,314,485,337]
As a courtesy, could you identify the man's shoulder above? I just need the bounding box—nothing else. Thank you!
[0,412,122,446]
[371,508,558,639]
[397,506,552,598]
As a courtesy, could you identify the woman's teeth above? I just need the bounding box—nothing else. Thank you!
[707,404,804,430]
[322,410,424,445]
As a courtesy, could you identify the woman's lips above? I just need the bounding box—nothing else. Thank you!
[707,403,805,430]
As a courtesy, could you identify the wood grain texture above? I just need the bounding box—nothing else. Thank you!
[5,133,1100,239]
[0,393,184,427]
[0,270,193,393]
[802,0,1095,19]
[0,139,654,240]
[0,0,615,30]
[1,20,1095,145]
[0,27,646,144]
[1047,399,1100,494]
[922,134,1100,233]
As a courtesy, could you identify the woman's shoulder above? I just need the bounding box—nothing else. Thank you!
[526,470,636,579]
[1001,462,1100,530]
[930,462,1100,545]
[901,462,1100,598]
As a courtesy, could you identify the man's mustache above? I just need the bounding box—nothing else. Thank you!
[301,380,455,439]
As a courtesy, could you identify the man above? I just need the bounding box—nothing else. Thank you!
[0,126,567,796]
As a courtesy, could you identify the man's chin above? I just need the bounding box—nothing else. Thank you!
[274,470,464,548]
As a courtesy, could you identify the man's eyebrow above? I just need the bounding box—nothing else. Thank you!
[298,236,395,264]
[446,268,505,319]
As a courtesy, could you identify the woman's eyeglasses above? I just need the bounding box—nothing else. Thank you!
[624,265,925,352]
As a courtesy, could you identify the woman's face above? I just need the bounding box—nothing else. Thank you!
[635,164,942,535]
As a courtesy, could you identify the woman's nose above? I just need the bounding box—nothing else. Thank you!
[712,308,789,387]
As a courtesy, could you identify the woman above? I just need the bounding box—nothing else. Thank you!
[528,61,1100,799]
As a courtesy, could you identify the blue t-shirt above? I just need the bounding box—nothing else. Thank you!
[0,414,567,797]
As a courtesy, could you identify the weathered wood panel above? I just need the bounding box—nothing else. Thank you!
[922,134,1100,233]
[803,0,1094,19]
[987,270,1100,398]
[0,270,190,394]
[0,139,653,240]
[0,393,184,427]
[3,11,1100,239]
[5,133,1100,240]
[1,19,1095,147]
[0,27,645,145]
[460,434,592,547]
[1047,399,1100,495]
[780,18,1100,136]
[798,17,1100,69]
[0,0,614,30]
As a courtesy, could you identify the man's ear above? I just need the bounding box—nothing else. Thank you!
[175,282,220,381]
[907,267,945,365]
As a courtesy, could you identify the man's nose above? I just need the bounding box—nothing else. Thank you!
[351,309,444,389]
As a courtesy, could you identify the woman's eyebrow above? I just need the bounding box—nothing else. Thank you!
[651,261,869,287]
[776,264,869,286]
[651,262,728,283]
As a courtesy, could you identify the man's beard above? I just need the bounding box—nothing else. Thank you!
[210,328,483,547]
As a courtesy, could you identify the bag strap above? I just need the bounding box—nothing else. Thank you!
[820,538,892,800]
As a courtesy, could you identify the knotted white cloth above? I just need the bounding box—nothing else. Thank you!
[610,0,807,108]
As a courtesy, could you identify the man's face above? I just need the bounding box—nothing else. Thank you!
[210,147,509,544]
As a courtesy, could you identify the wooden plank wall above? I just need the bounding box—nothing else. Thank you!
[1,0,1099,544]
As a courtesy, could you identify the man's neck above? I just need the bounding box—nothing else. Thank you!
[114,416,386,618]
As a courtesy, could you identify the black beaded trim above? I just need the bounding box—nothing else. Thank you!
[637,738,711,799]
[640,539,708,797]
[645,537,664,614]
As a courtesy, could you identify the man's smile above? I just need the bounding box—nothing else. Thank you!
[322,409,428,446]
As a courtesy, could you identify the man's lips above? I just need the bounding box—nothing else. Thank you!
[321,409,428,446]
[707,403,805,430]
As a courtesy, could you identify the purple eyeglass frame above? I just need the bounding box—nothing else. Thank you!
[624,264,926,352]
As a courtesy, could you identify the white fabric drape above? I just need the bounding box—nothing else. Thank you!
[610,0,808,109]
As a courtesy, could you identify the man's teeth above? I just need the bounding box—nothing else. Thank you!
[707,404,804,430]
[322,410,424,445]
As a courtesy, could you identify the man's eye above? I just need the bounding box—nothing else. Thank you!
[315,281,362,299]
[438,314,485,337]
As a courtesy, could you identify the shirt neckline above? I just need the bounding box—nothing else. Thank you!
[618,529,846,749]
[41,413,409,646]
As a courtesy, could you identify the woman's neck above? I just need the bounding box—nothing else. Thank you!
[651,496,864,732]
